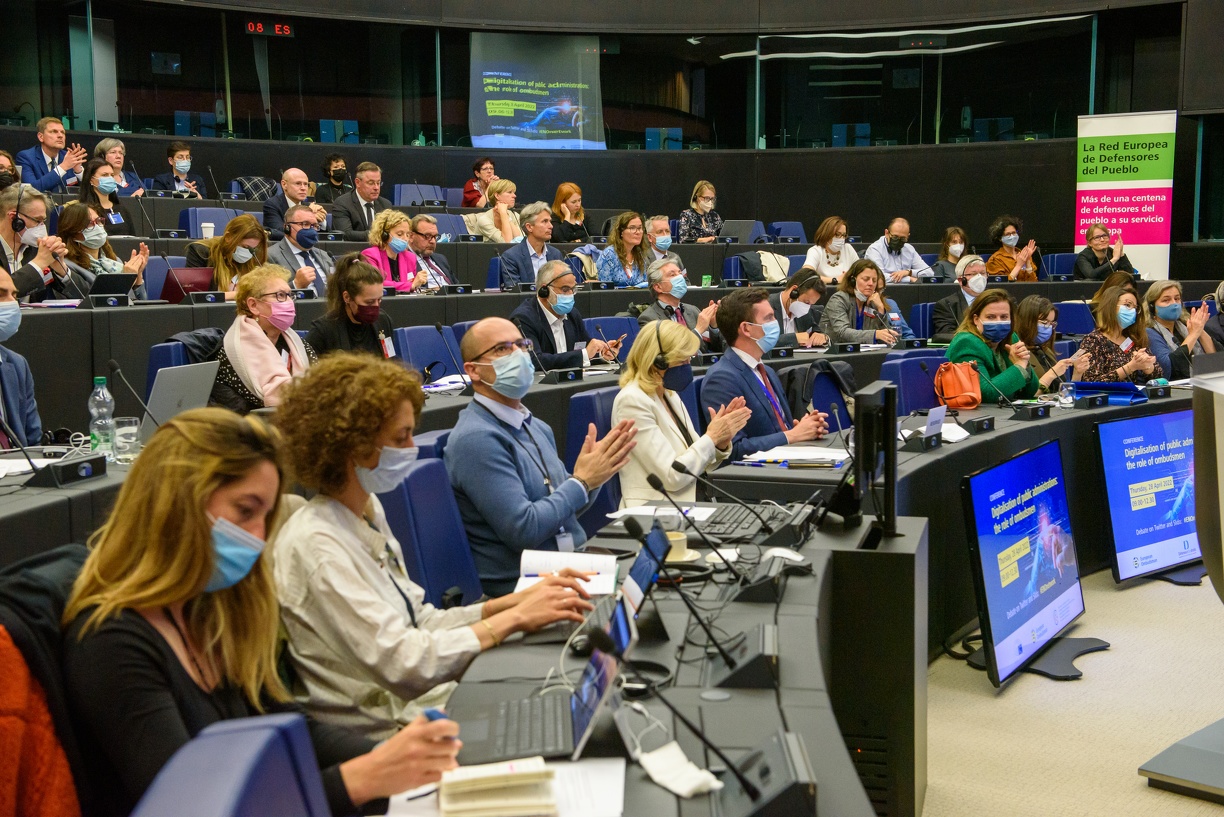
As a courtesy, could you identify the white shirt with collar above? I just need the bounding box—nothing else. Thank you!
[779,297,797,335]
[527,242,550,275]
[536,298,590,366]
[272,494,484,740]
[731,345,769,388]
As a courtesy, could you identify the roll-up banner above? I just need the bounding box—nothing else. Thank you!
[1075,111,1176,280]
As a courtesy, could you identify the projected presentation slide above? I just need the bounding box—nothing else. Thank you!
[1097,410,1198,581]
[964,441,1085,684]
[469,33,606,150]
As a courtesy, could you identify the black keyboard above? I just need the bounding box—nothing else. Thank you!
[704,503,792,539]
[491,693,572,758]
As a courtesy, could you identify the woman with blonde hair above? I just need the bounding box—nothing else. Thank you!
[210,264,316,414]
[1143,279,1214,380]
[472,178,522,243]
[183,214,272,298]
[274,353,594,738]
[550,181,590,243]
[62,408,461,817]
[610,321,750,506]
[361,209,426,293]
[678,180,722,244]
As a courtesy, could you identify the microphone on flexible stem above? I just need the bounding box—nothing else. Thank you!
[510,316,550,372]
[206,165,225,207]
[622,517,742,672]
[434,322,473,396]
[584,625,762,803]
[646,473,745,581]
[825,398,847,447]
[107,359,160,427]
[0,414,63,488]
[127,161,156,237]
[670,461,773,534]
[53,254,89,301]
[969,361,1017,410]
[594,323,624,373]
[917,361,967,430]
[160,254,192,303]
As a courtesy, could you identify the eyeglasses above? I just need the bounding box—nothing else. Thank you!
[623,225,644,233]
[17,210,47,226]
[86,217,107,227]
[259,291,294,302]
[287,221,315,229]
[1038,318,1057,328]
[473,338,534,360]
[413,231,439,242]
[551,285,579,295]
[698,196,716,204]
[1089,234,1110,242]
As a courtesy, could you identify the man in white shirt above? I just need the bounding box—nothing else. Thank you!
[865,217,930,284]
[332,162,392,241]
[0,184,73,300]
[407,214,455,288]
[507,260,616,370]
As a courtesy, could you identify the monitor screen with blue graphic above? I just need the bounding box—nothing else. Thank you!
[1096,409,1199,582]
[961,439,1086,686]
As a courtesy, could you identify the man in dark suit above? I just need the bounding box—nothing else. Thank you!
[263,168,328,241]
[407,214,456,288]
[0,268,42,447]
[331,161,391,241]
[267,205,335,298]
[499,201,562,289]
[507,260,618,371]
[14,117,87,194]
[768,268,828,348]
[699,287,828,462]
[0,184,74,301]
[149,141,207,198]
[932,254,987,344]
[636,254,723,353]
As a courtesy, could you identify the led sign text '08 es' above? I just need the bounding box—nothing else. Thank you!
[245,18,295,37]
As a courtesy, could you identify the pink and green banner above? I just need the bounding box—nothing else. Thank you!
[1075,111,1177,279]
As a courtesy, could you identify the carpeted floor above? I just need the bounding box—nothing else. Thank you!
[925,567,1224,817]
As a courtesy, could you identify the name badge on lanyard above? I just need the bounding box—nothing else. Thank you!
[281,349,290,367]
[380,331,396,359]
[1120,337,1134,353]
[108,211,124,225]
[863,307,877,318]
[556,530,575,552]
[889,312,901,325]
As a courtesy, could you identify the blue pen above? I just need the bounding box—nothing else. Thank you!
[729,461,767,467]
[423,707,457,740]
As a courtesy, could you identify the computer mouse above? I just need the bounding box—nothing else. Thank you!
[569,633,594,657]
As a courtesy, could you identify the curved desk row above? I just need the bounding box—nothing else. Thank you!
[708,394,1194,658]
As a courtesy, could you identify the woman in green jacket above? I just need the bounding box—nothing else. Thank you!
[946,288,1039,404]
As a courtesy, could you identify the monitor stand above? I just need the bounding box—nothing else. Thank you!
[967,636,1110,681]
[1140,716,1224,805]
[1152,562,1207,586]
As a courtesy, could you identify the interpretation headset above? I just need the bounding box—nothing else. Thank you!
[10,184,25,233]
[536,263,569,300]
[652,320,669,372]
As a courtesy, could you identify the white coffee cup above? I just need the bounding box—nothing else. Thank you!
[201,222,215,239]
[665,531,689,561]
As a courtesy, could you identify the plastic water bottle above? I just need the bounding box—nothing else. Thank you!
[88,376,116,462]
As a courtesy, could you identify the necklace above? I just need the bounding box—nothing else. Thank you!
[164,607,211,688]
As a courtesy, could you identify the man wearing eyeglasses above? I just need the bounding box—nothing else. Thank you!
[445,316,637,596]
[508,260,618,371]
[406,214,455,288]
[267,204,333,298]
[637,255,722,353]
[0,184,73,301]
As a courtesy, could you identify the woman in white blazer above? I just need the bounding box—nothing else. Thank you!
[611,320,752,506]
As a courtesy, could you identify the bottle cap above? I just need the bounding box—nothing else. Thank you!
[93,376,107,386]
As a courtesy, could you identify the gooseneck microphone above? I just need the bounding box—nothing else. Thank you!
[510,316,552,373]
[670,461,774,534]
[584,623,761,802]
[434,322,473,395]
[622,517,740,671]
[0,415,62,487]
[969,361,1018,409]
[646,472,745,581]
[108,359,160,427]
[206,165,224,206]
[127,161,157,239]
[594,323,624,373]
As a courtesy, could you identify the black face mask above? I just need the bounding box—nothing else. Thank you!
[330,170,347,183]
[887,235,906,253]
[0,171,14,190]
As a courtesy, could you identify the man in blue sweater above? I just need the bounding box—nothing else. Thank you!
[444,317,637,596]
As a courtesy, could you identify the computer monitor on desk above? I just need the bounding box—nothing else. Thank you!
[851,381,897,538]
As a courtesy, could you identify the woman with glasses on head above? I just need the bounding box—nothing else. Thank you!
[596,212,649,287]
[803,216,858,285]
[611,321,750,506]
[362,210,427,294]
[1075,222,1133,280]
[62,407,462,817]
[1143,280,1214,380]
[58,200,149,299]
[1013,295,1089,394]
[78,158,134,236]
[678,180,722,244]
[184,213,269,300]
[92,137,144,197]
[462,157,497,208]
[304,254,396,358]
[210,264,316,414]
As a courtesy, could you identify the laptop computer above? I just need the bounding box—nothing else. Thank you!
[456,595,637,765]
[718,220,759,244]
[141,361,220,442]
[88,273,138,296]
[161,267,215,305]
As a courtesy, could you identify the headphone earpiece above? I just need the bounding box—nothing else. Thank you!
[652,321,669,372]
[10,184,25,233]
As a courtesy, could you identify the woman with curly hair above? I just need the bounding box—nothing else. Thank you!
[985,214,1038,281]
[272,353,595,740]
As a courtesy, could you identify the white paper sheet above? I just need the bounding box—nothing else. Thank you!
[744,445,849,463]
[0,458,58,477]
[388,759,626,817]
[605,506,715,521]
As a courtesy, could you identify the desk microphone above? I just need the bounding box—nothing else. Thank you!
[107,359,160,427]
[916,362,969,430]
[594,323,624,373]
[646,473,745,581]
[206,165,227,208]
[585,625,761,803]
[160,254,192,303]
[670,461,773,535]
[825,399,847,447]
[969,361,1018,409]
[127,161,156,238]
[0,414,62,488]
[510,316,551,373]
[434,322,473,395]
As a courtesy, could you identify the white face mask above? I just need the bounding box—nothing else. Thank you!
[19,223,47,248]
[966,274,987,295]
[949,243,964,258]
[829,238,845,253]
[788,299,811,318]
[82,225,109,249]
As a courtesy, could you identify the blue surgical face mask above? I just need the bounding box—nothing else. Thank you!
[482,349,534,400]
[551,293,575,315]
[174,159,192,175]
[232,246,254,265]
[205,515,265,592]
[752,321,781,355]
[294,227,319,249]
[1156,303,1182,322]
[667,275,688,300]
[1001,234,1020,248]
[1117,306,1137,329]
[97,176,118,195]
[1035,324,1054,344]
[356,445,419,494]
[0,301,21,343]
[662,362,694,392]
[388,237,409,254]
[654,235,673,252]
[981,321,1012,342]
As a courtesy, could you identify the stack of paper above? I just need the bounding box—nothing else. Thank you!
[513,550,619,595]
[439,756,556,817]
[743,446,849,464]
[422,374,470,392]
